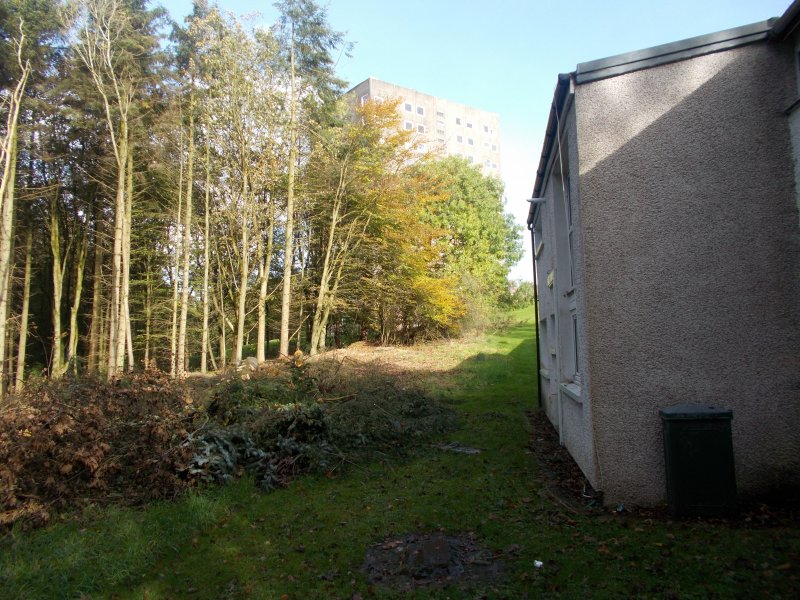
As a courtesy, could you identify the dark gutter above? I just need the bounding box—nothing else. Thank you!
[576,20,775,84]
[529,224,542,410]
[527,73,571,411]
[526,73,572,228]
[771,0,800,40]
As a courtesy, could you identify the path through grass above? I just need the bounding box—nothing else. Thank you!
[2,309,798,598]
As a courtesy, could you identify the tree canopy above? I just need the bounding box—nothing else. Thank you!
[0,0,522,392]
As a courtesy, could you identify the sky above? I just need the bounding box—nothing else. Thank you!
[161,0,790,280]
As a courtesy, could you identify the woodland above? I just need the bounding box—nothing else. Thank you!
[0,0,523,395]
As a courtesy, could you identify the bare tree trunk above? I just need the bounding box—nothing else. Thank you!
[50,194,68,379]
[279,36,297,359]
[0,24,29,399]
[87,220,104,373]
[72,0,135,380]
[200,131,210,373]
[295,227,307,354]
[170,132,184,377]
[310,168,347,355]
[14,226,31,391]
[123,149,134,371]
[217,276,227,369]
[256,196,274,362]
[99,299,108,371]
[65,230,88,376]
[144,264,152,368]
[234,171,249,364]
[317,218,370,353]
[177,91,194,377]
[106,121,128,378]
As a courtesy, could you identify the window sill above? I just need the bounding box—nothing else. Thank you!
[560,382,582,404]
[785,96,800,116]
[539,368,550,380]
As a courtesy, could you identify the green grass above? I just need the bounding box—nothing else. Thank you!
[2,307,798,598]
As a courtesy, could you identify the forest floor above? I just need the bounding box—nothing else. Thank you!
[2,308,799,599]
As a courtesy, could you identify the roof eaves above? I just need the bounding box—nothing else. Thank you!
[771,0,800,39]
[527,73,572,227]
[575,20,775,85]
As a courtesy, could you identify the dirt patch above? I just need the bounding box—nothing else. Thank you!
[362,532,505,592]
[527,410,800,525]
[527,410,601,513]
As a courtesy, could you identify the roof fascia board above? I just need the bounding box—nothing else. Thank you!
[576,20,774,84]
[528,74,573,226]
[771,0,800,39]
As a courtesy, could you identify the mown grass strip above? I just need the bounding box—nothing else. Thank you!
[2,308,798,599]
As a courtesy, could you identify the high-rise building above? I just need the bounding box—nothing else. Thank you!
[348,77,501,175]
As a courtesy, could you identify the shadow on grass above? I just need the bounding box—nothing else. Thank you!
[0,313,539,599]
[4,310,799,599]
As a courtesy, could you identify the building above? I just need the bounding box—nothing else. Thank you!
[527,4,800,507]
[348,78,502,175]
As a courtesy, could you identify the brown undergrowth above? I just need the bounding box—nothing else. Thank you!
[0,370,197,529]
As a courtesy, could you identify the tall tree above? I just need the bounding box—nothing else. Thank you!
[0,12,31,397]
[71,0,165,378]
[273,0,345,358]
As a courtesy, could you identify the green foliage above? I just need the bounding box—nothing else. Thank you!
[501,280,535,309]
[417,156,524,331]
[326,378,458,452]
[5,312,798,599]
[194,363,455,490]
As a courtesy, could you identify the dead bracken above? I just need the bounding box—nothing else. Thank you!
[362,532,505,591]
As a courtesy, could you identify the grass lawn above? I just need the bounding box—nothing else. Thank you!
[2,308,798,598]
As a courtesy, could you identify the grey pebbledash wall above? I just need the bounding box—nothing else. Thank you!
[574,41,800,505]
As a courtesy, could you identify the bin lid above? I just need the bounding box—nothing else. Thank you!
[659,403,733,420]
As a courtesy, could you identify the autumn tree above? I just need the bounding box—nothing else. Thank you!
[70,0,166,378]
[418,156,523,330]
[273,0,345,358]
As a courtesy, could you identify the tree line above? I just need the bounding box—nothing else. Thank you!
[0,0,522,396]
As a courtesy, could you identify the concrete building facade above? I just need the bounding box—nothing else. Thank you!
[528,6,800,506]
[348,78,502,175]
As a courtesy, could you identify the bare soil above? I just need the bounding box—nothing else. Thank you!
[527,409,800,526]
[362,532,507,592]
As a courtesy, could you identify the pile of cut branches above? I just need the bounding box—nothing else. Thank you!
[0,370,197,529]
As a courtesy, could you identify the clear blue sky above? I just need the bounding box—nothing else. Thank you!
[160,0,790,280]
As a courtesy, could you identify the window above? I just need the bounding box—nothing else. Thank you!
[466,122,473,129]
[456,117,462,125]
[467,156,474,163]
[565,175,575,287]
[417,124,425,133]
[491,144,497,152]
[436,111,445,118]
[572,314,580,375]
[484,159,491,167]
[456,135,463,143]
[491,162,498,169]
[467,138,474,146]
[404,121,413,131]
[360,93,369,106]
[436,129,445,136]
[483,125,489,133]
[417,106,424,115]
[404,102,412,112]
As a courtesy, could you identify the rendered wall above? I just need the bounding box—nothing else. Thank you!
[575,41,800,505]
[534,104,600,489]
